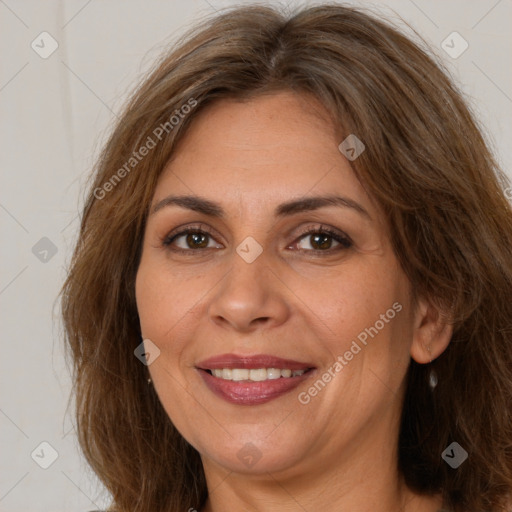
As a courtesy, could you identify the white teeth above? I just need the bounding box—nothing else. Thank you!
[249,368,268,381]
[231,369,249,381]
[267,368,281,380]
[208,368,308,381]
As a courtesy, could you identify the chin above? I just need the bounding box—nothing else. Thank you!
[203,442,307,476]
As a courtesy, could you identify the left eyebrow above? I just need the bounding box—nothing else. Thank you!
[275,195,371,220]
[150,194,371,220]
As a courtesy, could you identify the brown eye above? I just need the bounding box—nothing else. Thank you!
[309,233,334,250]
[294,228,352,252]
[185,232,209,248]
[163,227,223,252]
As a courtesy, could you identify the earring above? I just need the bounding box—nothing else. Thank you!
[427,345,438,389]
[147,377,152,385]
[428,368,438,389]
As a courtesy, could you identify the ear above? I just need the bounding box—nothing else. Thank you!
[410,297,453,364]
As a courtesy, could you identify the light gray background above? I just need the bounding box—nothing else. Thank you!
[1,1,511,510]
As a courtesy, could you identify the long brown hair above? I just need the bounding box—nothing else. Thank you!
[60,4,512,511]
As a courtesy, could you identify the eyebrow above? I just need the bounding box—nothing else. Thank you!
[150,194,371,220]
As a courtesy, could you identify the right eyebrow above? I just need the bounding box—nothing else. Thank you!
[150,195,224,217]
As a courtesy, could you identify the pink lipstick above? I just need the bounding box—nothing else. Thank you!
[196,353,315,405]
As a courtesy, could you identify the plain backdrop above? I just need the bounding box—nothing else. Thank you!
[1,0,511,510]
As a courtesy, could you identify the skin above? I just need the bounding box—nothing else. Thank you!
[135,91,453,512]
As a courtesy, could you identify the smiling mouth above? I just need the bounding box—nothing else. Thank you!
[205,368,311,381]
[196,353,315,405]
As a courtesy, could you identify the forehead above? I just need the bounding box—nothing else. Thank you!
[154,91,373,215]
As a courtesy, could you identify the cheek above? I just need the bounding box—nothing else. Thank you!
[135,257,209,354]
[312,259,412,377]
[135,266,166,337]
[311,260,400,333]
[135,256,178,343]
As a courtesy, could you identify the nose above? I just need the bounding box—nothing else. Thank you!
[207,250,290,333]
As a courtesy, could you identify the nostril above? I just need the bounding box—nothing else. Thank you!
[253,317,271,325]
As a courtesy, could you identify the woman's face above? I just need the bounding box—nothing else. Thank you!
[135,91,417,479]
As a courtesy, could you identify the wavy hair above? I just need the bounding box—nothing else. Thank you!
[61,4,512,511]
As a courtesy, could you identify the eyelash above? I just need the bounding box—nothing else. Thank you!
[162,223,353,255]
[292,225,353,252]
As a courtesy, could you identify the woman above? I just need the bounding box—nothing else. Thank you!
[61,4,512,512]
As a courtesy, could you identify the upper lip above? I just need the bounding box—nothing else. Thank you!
[196,353,314,371]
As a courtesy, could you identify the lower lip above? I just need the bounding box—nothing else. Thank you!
[198,369,313,405]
